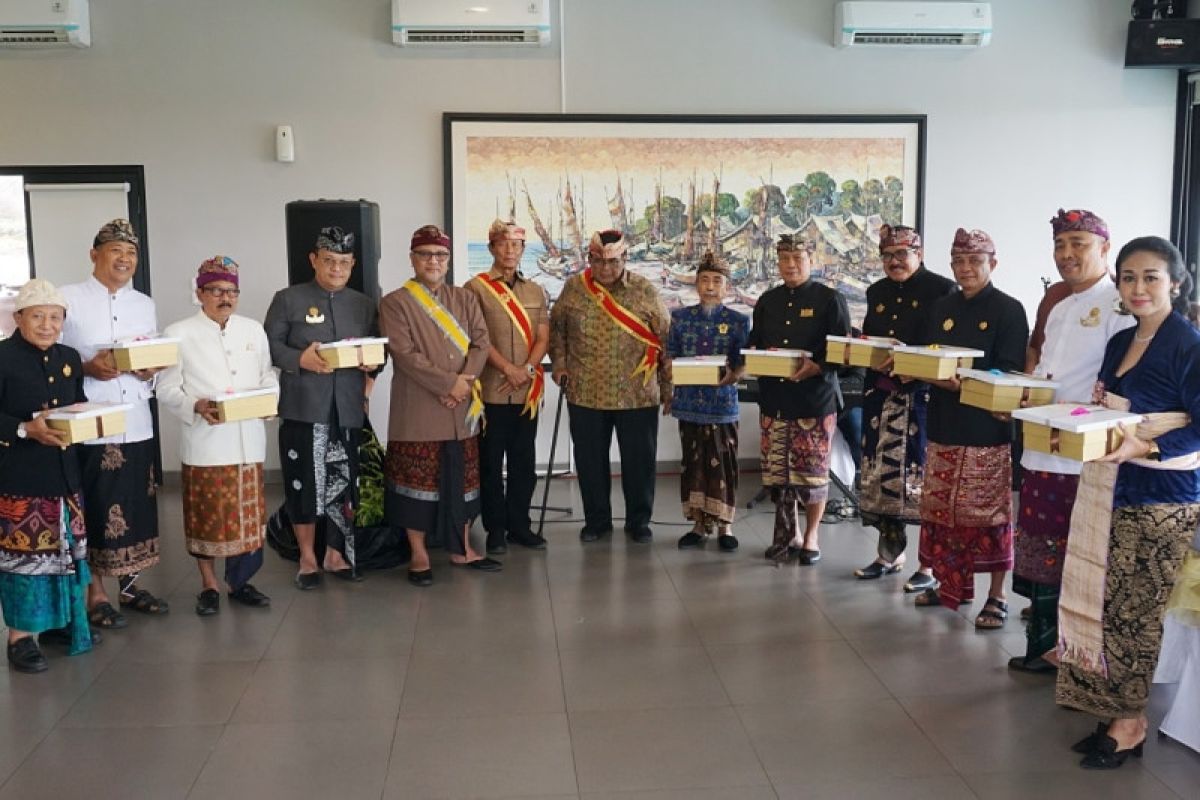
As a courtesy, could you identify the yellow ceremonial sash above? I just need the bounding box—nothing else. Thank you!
[402,280,483,431]
[472,273,545,419]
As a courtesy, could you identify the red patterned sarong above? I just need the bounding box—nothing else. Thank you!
[918,443,1013,609]
[181,464,266,558]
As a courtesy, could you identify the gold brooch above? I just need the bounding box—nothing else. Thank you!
[62,364,72,377]
[717,323,728,334]
[979,321,989,331]
[305,306,325,324]
[942,318,954,331]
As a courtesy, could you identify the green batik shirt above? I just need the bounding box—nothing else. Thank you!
[548,269,671,410]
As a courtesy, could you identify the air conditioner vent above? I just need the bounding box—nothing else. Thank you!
[848,31,985,47]
[403,28,542,45]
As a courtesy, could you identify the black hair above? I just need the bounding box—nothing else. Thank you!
[598,229,623,245]
[1115,235,1193,315]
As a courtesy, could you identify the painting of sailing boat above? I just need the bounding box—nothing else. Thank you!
[445,114,924,325]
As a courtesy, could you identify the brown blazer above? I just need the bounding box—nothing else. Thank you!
[380,282,490,442]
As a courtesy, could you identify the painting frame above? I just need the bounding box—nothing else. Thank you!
[443,112,926,323]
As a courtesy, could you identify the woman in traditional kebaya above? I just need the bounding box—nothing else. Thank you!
[1056,236,1200,769]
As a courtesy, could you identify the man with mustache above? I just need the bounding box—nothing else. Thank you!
[854,225,955,587]
[264,226,379,589]
[159,257,277,616]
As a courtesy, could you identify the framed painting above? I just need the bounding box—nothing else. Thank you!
[444,113,925,325]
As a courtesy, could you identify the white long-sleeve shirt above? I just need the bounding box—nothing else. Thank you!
[157,312,278,467]
[1023,279,1135,475]
[59,275,159,444]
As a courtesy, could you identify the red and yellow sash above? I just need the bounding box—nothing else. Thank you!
[402,280,483,431]
[472,273,545,419]
[580,268,661,385]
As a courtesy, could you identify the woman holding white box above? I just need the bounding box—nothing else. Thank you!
[1056,236,1200,769]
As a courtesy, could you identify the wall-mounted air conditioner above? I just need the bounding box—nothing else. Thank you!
[392,0,550,47]
[836,2,991,49]
[0,0,89,47]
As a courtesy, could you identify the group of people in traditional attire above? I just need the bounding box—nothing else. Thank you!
[2,208,1198,771]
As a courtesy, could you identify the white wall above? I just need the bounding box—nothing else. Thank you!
[0,0,1178,471]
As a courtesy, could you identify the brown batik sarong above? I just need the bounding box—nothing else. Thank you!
[181,464,267,558]
[1057,503,1200,718]
[679,421,738,528]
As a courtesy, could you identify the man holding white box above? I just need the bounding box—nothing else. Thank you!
[1009,209,1133,673]
[264,226,379,589]
[855,224,956,585]
[59,219,167,628]
[749,233,851,565]
[159,257,277,616]
[914,228,1028,627]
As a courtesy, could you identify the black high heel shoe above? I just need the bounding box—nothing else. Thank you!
[1079,734,1144,769]
[1071,722,1108,754]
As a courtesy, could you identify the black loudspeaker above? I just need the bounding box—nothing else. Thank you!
[1126,19,1200,68]
[285,199,382,300]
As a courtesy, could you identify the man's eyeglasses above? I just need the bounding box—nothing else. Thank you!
[587,256,624,268]
[413,251,451,263]
[201,287,240,298]
[880,250,913,262]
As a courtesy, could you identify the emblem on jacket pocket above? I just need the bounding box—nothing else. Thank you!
[305,306,325,324]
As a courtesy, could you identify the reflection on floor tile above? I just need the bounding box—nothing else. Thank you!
[0,481,1194,798]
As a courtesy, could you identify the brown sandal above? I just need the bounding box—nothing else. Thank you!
[119,588,170,615]
[914,588,942,607]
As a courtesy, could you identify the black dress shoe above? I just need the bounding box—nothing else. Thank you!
[717,533,739,552]
[507,530,547,550]
[677,531,704,549]
[195,588,220,616]
[39,627,102,648]
[228,584,271,608]
[855,560,903,579]
[1007,655,1056,674]
[328,568,364,583]
[627,527,653,544]
[796,548,821,565]
[408,568,434,587]
[1079,734,1144,769]
[486,532,508,555]
[7,637,47,673]
[294,571,321,591]
[452,557,503,572]
[1071,722,1110,754]
[580,525,611,542]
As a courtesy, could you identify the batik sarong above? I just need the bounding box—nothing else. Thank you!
[918,442,1013,609]
[1010,470,1080,660]
[181,464,266,558]
[679,421,738,528]
[0,497,92,654]
[859,382,929,562]
[384,437,480,554]
[1057,503,1200,718]
[78,440,159,576]
[760,413,835,505]
[279,419,359,569]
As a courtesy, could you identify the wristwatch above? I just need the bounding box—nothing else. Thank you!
[15,422,27,440]
[524,363,536,377]
[1146,440,1162,461]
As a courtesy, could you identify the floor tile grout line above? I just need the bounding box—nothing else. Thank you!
[543,513,586,798]
[377,585,423,800]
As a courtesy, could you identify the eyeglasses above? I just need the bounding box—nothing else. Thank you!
[201,287,240,298]
[880,250,913,262]
[587,256,625,268]
[413,251,451,263]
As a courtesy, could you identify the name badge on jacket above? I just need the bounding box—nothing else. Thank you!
[800,308,814,318]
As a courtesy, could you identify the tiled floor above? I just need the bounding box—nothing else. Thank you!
[2,477,1198,799]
